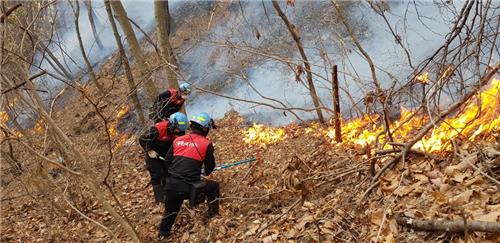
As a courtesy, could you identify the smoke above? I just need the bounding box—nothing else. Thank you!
[183,1,465,125]
[36,0,160,91]
[34,0,494,126]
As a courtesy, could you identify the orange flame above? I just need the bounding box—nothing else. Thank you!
[242,123,286,145]
[108,105,129,138]
[414,78,499,152]
[33,120,44,134]
[113,134,129,152]
[0,111,9,127]
[243,78,499,153]
[416,72,429,84]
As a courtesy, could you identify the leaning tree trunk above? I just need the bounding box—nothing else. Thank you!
[2,73,141,242]
[272,0,325,123]
[109,0,158,103]
[84,0,104,50]
[104,0,145,124]
[72,1,104,94]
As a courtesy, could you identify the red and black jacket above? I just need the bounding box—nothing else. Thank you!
[165,132,215,183]
[152,88,185,121]
[139,120,176,158]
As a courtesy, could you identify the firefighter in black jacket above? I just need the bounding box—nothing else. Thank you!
[139,112,188,203]
[150,82,192,122]
[159,112,220,239]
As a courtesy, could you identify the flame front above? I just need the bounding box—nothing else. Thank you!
[415,78,499,152]
[108,105,129,137]
[108,105,130,151]
[243,78,499,152]
[242,123,286,145]
[0,111,9,127]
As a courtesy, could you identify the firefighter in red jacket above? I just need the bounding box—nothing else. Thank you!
[139,112,188,203]
[150,82,192,122]
[158,112,219,239]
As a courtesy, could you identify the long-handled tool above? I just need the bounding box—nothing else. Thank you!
[158,155,258,173]
[213,156,257,171]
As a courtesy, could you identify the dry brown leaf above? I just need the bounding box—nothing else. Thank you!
[323,220,335,230]
[426,170,444,179]
[431,191,449,205]
[381,176,399,193]
[370,210,384,226]
[448,190,473,207]
[452,170,471,183]
[388,218,398,236]
[384,232,397,243]
[476,211,500,222]
[285,227,299,239]
[245,224,259,236]
[430,178,443,187]
[414,174,429,183]
[295,215,314,230]
[439,183,451,193]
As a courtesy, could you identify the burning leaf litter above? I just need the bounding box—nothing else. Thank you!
[244,78,500,153]
[242,123,286,145]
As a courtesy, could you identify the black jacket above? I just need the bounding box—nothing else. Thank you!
[139,122,176,158]
[165,132,215,183]
[150,88,185,122]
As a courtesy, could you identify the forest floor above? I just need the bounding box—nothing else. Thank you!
[1,5,499,240]
[1,65,499,242]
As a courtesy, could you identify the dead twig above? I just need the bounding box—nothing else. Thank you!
[361,63,499,200]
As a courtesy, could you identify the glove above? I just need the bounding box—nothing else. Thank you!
[147,150,159,159]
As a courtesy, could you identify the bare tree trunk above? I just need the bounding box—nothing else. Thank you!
[331,65,342,142]
[104,0,145,124]
[154,0,185,113]
[109,0,158,103]
[155,0,179,88]
[154,0,179,89]
[39,44,72,79]
[272,0,325,123]
[84,0,104,50]
[72,1,104,94]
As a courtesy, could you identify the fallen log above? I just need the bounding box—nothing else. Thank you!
[397,216,500,233]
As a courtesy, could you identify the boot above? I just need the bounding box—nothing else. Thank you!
[158,231,169,242]
[152,184,166,204]
[203,199,219,222]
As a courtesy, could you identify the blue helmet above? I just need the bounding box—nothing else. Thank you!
[169,112,188,132]
[179,82,192,95]
[190,112,213,128]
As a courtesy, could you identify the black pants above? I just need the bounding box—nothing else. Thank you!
[145,157,165,185]
[159,179,220,236]
[146,157,167,203]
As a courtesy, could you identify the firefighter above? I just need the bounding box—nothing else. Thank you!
[150,82,192,122]
[159,112,219,239]
[139,112,188,203]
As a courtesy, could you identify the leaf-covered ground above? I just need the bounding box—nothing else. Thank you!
[1,22,499,242]
[2,99,499,242]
